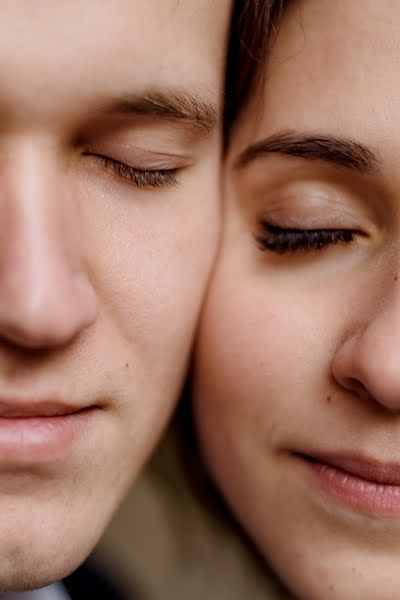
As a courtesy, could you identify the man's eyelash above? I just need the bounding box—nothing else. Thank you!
[87,154,179,189]
[255,221,355,254]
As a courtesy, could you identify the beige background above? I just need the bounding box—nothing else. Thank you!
[94,419,294,600]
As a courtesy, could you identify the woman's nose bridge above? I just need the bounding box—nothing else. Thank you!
[363,281,400,350]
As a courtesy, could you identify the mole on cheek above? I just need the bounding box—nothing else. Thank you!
[326,395,332,404]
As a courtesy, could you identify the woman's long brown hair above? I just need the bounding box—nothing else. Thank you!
[224,0,285,136]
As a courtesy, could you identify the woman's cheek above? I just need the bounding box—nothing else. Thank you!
[200,266,298,389]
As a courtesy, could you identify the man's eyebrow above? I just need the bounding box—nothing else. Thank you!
[235,130,382,174]
[101,89,218,135]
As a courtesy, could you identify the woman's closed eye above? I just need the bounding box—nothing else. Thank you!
[84,153,179,189]
[255,221,356,255]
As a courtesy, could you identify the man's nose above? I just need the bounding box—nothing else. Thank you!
[332,284,400,413]
[0,141,97,349]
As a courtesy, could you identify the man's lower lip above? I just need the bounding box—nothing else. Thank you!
[299,455,400,516]
[0,409,95,465]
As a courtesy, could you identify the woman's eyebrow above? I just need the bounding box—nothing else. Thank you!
[235,130,382,174]
[96,88,218,135]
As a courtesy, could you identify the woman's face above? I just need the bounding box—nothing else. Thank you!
[193,1,400,598]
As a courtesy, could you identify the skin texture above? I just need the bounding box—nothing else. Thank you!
[0,0,230,591]
[193,2,400,599]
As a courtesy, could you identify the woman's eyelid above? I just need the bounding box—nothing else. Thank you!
[257,190,372,231]
[262,208,362,231]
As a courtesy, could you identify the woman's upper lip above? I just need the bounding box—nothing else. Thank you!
[300,451,400,485]
[0,400,90,418]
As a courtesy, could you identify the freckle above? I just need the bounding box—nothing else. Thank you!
[326,395,332,404]
[395,276,398,282]
[125,362,129,368]
[328,584,335,592]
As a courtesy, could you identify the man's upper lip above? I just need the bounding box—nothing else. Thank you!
[302,452,400,485]
[0,400,87,418]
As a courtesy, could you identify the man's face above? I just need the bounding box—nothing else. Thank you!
[0,0,229,591]
[194,1,400,598]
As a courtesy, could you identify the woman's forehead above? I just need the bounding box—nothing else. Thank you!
[232,0,400,164]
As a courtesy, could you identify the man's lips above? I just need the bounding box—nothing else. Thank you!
[0,400,93,418]
[0,399,98,465]
[298,452,400,486]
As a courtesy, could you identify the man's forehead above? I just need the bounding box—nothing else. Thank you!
[0,0,230,124]
[0,0,230,42]
[0,0,230,67]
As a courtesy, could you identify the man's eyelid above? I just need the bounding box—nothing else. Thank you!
[83,144,192,170]
[80,121,200,161]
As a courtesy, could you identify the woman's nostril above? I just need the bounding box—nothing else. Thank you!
[340,376,376,403]
[347,377,365,394]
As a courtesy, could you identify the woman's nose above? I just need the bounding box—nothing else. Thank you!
[332,288,400,413]
[0,141,97,350]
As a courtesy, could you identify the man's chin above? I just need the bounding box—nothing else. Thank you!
[0,527,94,593]
[1,571,65,594]
[0,474,118,592]
[0,552,89,593]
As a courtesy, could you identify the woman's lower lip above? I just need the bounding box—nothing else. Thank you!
[0,409,95,465]
[301,455,400,516]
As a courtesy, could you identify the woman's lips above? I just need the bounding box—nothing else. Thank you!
[298,452,400,515]
[0,402,97,465]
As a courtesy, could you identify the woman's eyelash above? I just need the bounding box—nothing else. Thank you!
[255,221,355,254]
[87,154,179,189]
